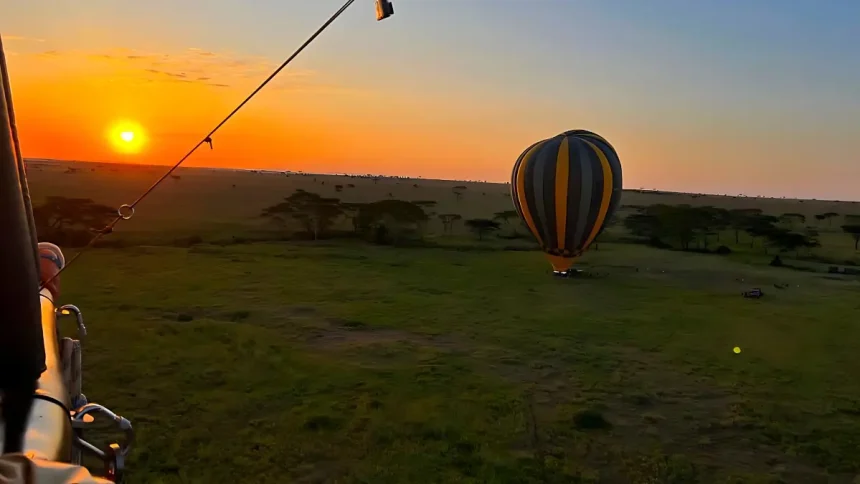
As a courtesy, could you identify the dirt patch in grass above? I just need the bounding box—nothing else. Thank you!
[288,306,318,317]
[152,303,464,353]
[306,320,421,349]
[283,305,465,353]
[157,307,254,323]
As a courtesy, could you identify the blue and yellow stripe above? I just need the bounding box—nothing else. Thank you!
[510,130,623,271]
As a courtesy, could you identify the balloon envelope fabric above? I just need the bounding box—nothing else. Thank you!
[510,130,623,272]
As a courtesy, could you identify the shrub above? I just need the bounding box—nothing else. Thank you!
[714,245,732,255]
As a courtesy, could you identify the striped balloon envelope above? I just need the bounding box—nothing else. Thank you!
[510,130,622,273]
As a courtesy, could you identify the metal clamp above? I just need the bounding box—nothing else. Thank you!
[71,403,134,481]
[57,304,87,338]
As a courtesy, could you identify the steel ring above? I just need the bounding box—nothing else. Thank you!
[118,204,135,220]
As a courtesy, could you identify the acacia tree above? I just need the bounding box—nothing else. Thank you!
[765,228,820,256]
[465,218,500,240]
[623,204,742,250]
[357,199,428,244]
[493,210,518,227]
[816,212,840,226]
[779,213,806,229]
[260,189,343,240]
[744,214,780,248]
[628,204,703,249]
[438,213,462,234]
[690,206,729,248]
[662,204,703,249]
[623,211,660,240]
[842,225,860,250]
[340,202,367,234]
[413,200,438,211]
[33,196,115,232]
[33,196,116,246]
[728,208,763,244]
[452,186,467,202]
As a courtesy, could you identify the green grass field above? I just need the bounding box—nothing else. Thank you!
[28,159,860,483]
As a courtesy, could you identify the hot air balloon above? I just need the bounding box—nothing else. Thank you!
[510,130,622,273]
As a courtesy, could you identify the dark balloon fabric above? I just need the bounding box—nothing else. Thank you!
[510,130,622,271]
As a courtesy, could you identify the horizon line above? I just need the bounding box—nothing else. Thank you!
[24,157,860,205]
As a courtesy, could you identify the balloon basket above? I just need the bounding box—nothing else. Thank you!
[553,269,584,278]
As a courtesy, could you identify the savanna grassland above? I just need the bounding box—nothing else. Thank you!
[26,159,860,483]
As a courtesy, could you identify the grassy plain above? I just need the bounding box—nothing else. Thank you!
[28,159,860,483]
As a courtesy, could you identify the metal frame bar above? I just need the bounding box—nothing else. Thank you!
[0,33,50,455]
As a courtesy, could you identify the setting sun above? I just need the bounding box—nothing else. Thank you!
[108,121,147,155]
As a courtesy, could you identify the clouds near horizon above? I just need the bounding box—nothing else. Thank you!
[10,43,356,93]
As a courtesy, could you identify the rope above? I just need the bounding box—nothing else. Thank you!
[40,0,358,290]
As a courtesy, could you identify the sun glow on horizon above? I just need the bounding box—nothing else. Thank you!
[108,120,147,155]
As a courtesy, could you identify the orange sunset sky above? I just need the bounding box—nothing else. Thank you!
[3,0,859,200]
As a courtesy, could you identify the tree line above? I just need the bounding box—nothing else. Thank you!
[623,204,860,254]
[28,193,860,253]
[258,189,509,244]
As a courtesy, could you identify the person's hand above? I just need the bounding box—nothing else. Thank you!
[37,242,63,300]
